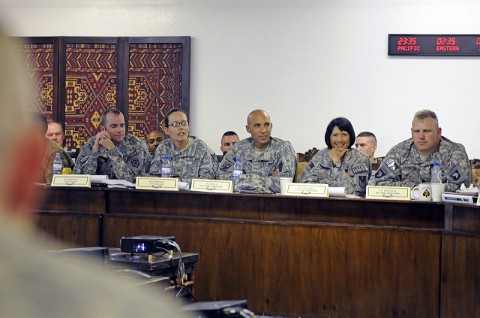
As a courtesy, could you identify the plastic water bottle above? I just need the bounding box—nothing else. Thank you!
[161,155,172,178]
[52,152,63,175]
[431,162,442,183]
[232,157,243,192]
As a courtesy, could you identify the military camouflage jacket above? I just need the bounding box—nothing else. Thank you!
[372,137,472,192]
[300,147,371,197]
[73,133,149,183]
[217,137,297,194]
[148,137,218,185]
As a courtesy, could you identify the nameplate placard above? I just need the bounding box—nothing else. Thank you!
[51,174,91,188]
[366,186,411,201]
[284,183,329,197]
[136,177,179,191]
[190,179,233,193]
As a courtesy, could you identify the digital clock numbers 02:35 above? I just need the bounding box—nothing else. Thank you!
[388,34,480,56]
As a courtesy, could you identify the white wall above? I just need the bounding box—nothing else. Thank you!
[1,0,479,158]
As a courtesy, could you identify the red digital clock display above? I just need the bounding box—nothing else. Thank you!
[389,34,480,56]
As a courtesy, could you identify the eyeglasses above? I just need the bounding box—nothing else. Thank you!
[169,121,189,128]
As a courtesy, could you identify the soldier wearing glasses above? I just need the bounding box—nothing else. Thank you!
[148,108,218,184]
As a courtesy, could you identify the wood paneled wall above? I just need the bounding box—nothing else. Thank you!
[34,187,480,317]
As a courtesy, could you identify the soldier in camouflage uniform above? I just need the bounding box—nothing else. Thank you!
[73,109,149,183]
[33,113,75,184]
[217,109,297,194]
[300,117,371,197]
[372,109,472,192]
[148,109,218,184]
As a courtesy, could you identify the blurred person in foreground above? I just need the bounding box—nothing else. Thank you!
[300,117,371,197]
[0,28,192,317]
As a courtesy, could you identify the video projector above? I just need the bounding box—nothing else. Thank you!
[120,235,176,254]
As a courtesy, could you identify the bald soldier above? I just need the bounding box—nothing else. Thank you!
[217,109,297,193]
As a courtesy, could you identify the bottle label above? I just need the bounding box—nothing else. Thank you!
[53,163,63,175]
[233,169,242,178]
[161,167,171,176]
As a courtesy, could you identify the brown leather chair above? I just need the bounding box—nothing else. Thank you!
[296,148,319,182]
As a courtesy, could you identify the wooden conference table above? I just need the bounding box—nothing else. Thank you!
[33,185,480,317]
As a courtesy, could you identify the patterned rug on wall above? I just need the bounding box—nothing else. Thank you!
[22,39,186,149]
[128,43,184,141]
[64,43,117,149]
[23,43,54,119]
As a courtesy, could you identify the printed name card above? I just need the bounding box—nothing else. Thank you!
[136,177,179,191]
[51,174,91,188]
[190,179,233,193]
[366,186,411,201]
[284,183,329,197]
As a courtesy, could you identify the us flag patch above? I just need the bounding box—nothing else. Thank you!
[306,161,315,172]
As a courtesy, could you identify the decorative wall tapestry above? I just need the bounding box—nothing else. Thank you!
[65,43,117,149]
[23,43,54,119]
[128,43,184,141]
[19,37,190,150]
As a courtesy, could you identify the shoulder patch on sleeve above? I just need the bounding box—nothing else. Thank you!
[375,168,387,179]
[351,164,368,174]
[220,161,233,172]
[446,164,468,184]
[305,161,315,172]
[384,158,399,173]
[130,158,140,168]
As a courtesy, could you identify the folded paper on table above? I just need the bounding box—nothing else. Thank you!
[366,186,411,201]
[179,182,190,191]
[328,187,346,197]
[90,175,135,188]
[136,177,179,191]
[104,179,136,188]
[190,179,231,193]
[51,174,91,188]
[283,183,329,197]
[91,175,109,184]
